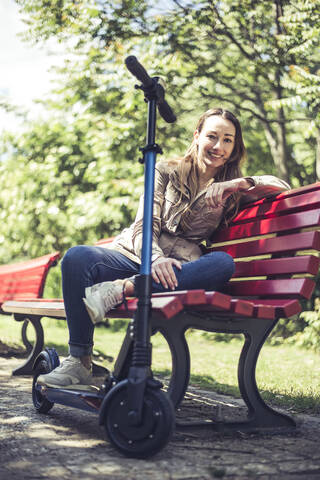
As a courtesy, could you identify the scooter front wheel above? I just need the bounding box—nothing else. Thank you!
[100,380,175,458]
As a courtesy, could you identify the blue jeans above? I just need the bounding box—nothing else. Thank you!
[61,246,235,356]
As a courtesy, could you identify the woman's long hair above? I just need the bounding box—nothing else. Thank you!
[174,108,247,229]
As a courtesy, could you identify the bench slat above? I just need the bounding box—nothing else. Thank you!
[2,296,186,321]
[230,298,254,316]
[233,190,320,224]
[95,238,115,247]
[2,292,261,320]
[234,255,320,278]
[251,302,276,319]
[213,209,320,243]
[1,292,302,336]
[252,299,301,317]
[0,252,60,274]
[227,277,315,299]
[233,182,320,220]
[216,231,320,259]
[0,275,49,290]
[0,252,61,309]
[2,300,66,318]
[152,289,207,305]
[113,296,184,320]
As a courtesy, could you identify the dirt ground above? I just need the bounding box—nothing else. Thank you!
[1,355,320,480]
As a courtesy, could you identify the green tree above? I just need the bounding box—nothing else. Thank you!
[15,0,320,184]
[267,0,320,180]
[1,0,319,262]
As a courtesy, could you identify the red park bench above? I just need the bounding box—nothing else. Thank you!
[2,182,320,432]
[0,251,61,373]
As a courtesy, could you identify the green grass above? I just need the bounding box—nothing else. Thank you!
[1,314,319,414]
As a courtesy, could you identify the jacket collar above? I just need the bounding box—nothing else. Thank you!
[168,162,192,199]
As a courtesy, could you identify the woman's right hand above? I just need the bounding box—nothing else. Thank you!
[152,256,182,290]
[205,178,252,209]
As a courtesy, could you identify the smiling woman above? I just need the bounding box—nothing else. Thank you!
[179,108,250,219]
[194,113,236,179]
[37,106,291,389]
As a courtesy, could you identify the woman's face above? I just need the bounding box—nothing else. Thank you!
[194,115,236,175]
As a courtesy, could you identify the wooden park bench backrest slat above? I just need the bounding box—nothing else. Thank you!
[0,252,60,308]
[217,231,320,258]
[233,188,320,224]
[213,209,320,242]
[234,255,320,278]
[208,183,320,301]
[95,238,115,246]
[226,278,315,299]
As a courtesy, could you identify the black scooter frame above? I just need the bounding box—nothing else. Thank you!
[33,56,177,458]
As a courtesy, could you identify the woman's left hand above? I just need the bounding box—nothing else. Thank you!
[205,178,252,209]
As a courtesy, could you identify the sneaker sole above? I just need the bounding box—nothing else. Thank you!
[37,379,96,389]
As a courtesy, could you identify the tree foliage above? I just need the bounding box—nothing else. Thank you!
[1,0,319,263]
[266,0,320,179]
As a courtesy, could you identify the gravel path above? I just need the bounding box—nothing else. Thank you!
[1,357,320,480]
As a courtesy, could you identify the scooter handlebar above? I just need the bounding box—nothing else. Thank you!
[157,96,176,124]
[125,55,153,87]
[125,55,176,123]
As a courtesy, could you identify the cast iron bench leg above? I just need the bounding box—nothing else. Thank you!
[21,320,33,354]
[12,314,44,376]
[156,312,296,432]
[112,319,191,408]
[236,317,296,431]
[153,321,190,408]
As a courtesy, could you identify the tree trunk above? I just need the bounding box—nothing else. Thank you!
[275,106,290,184]
[316,127,320,181]
[261,117,290,184]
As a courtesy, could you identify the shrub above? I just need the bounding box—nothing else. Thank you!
[290,298,320,352]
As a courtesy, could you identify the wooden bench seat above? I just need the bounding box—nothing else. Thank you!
[2,181,320,432]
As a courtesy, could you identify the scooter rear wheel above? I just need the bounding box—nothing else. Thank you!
[32,360,54,414]
[101,381,175,458]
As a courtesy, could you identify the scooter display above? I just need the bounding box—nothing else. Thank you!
[32,56,177,458]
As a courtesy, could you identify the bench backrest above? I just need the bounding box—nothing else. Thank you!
[95,237,115,247]
[0,252,61,311]
[210,182,320,301]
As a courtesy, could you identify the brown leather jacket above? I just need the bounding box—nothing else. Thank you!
[109,160,290,264]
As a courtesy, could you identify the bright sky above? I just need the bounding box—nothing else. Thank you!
[0,0,64,132]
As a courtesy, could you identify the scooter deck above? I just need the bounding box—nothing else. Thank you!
[37,383,105,413]
[39,383,101,392]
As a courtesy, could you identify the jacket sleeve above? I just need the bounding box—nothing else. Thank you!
[241,175,290,204]
[131,162,169,263]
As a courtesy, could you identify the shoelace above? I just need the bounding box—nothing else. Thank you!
[102,284,123,310]
[102,281,129,313]
[122,280,129,314]
[53,356,75,372]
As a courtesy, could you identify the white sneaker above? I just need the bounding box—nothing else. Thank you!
[83,281,124,324]
[37,356,93,387]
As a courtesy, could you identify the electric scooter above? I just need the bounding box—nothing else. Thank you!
[32,55,177,458]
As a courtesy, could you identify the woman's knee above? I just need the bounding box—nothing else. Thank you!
[221,252,235,280]
[205,251,235,279]
[61,245,95,276]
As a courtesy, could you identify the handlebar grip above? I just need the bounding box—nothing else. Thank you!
[125,55,177,124]
[157,100,176,123]
[125,55,153,87]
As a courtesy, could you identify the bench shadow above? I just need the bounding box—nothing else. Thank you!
[154,368,320,415]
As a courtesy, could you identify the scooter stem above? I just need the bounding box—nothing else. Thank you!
[127,94,161,425]
[124,57,175,426]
